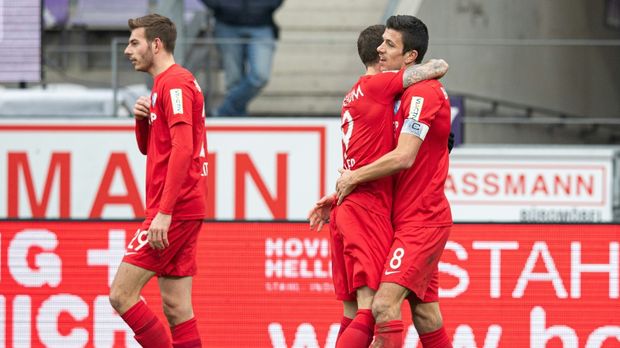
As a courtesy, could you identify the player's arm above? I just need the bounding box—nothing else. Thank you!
[402,59,449,88]
[148,83,195,250]
[133,96,151,155]
[149,123,193,249]
[336,132,422,204]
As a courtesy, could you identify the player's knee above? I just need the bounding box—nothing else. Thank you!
[371,295,399,323]
[161,297,192,325]
[109,286,129,313]
[413,305,443,333]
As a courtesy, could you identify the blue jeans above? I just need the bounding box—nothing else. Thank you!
[213,22,276,116]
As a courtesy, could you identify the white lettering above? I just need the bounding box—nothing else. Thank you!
[439,241,469,298]
[14,295,31,348]
[266,238,284,257]
[37,294,88,347]
[8,230,61,287]
[87,230,127,287]
[585,326,620,348]
[472,241,519,298]
[571,242,618,299]
[530,306,577,348]
[452,324,502,348]
[513,242,567,298]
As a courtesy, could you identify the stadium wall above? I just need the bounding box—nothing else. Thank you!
[0,118,618,222]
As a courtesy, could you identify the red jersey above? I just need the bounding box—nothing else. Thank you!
[392,79,452,227]
[340,69,404,217]
[136,64,208,220]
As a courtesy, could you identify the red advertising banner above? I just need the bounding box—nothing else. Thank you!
[0,222,618,347]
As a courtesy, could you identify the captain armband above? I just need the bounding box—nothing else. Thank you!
[401,119,429,140]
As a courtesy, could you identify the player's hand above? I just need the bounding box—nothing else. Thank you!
[335,168,358,205]
[308,193,336,231]
[133,96,151,120]
[148,212,171,250]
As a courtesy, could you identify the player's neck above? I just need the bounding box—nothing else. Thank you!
[149,54,176,78]
[365,64,382,76]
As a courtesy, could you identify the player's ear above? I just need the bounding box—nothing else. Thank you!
[152,37,162,52]
[405,50,418,65]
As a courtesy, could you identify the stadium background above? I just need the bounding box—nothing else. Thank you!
[0,0,619,347]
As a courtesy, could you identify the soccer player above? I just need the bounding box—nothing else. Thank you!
[108,14,208,348]
[335,15,454,348]
[309,25,448,348]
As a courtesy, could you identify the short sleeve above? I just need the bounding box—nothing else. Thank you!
[162,80,194,128]
[402,83,444,126]
[399,83,445,140]
[363,69,405,104]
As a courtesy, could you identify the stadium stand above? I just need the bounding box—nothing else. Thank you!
[69,0,149,29]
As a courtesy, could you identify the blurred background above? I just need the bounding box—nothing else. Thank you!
[0,1,619,347]
[2,0,619,143]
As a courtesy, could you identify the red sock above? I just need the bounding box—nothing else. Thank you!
[336,316,354,343]
[121,301,171,348]
[172,317,202,348]
[371,320,404,348]
[420,327,452,348]
[336,309,375,348]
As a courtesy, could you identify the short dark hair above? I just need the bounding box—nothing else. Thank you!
[128,14,177,53]
[357,24,386,67]
[386,15,428,64]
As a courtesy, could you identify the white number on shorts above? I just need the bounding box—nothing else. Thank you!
[389,248,405,270]
[127,229,149,251]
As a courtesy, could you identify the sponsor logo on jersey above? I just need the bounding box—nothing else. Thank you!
[151,92,158,107]
[149,112,157,124]
[384,270,400,275]
[170,88,184,115]
[408,96,424,120]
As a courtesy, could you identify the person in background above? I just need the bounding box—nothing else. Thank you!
[202,0,284,116]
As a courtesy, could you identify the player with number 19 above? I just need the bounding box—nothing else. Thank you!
[108,14,208,348]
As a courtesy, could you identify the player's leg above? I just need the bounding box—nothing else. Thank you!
[329,206,358,344]
[337,300,357,341]
[109,262,171,348]
[336,286,376,348]
[370,282,409,348]
[409,270,452,348]
[159,276,202,347]
[409,301,451,348]
[335,203,393,347]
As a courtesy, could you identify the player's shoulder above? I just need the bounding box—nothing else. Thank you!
[405,79,446,99]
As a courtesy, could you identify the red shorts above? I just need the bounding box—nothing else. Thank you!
[330,201,393,301]
[122,217,203,277]
[381,225,451,302]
